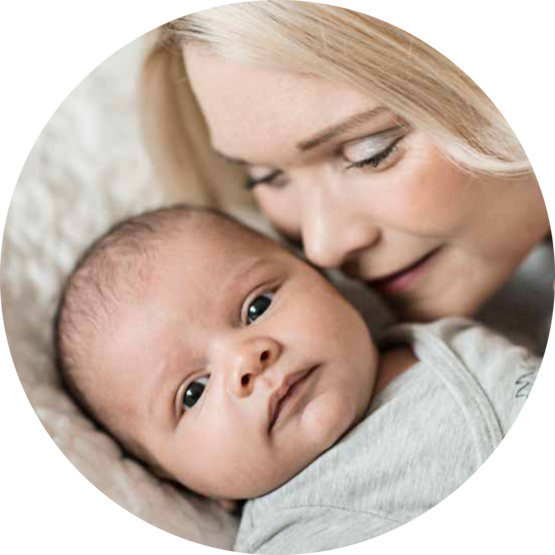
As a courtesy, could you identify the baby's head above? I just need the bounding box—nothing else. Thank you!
[54,205,378,502]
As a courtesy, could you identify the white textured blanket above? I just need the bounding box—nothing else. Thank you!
[1,35,238,548]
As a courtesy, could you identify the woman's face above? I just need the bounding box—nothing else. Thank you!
[185,48,549,321]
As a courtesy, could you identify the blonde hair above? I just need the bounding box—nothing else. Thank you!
[142,0,532,210]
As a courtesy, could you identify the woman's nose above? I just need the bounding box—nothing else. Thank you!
[300,187,380,269]
[228,336,282,398]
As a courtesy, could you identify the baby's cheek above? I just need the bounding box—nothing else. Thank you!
[301,392,357,452]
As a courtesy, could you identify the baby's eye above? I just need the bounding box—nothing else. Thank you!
[183,376,209,411]
[246,292,274,325]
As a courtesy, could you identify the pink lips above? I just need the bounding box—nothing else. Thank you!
[268,367,316,432]
[367,247,441,294]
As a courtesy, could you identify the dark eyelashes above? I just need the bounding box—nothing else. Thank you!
[178,289,270,414]
[346,137,403,170]
[244,169,283,190]
[243,133,405,190]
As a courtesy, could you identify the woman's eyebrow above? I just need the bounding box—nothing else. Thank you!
[212,106,391,166]
[296,106,390,152]
[214,151,249,166]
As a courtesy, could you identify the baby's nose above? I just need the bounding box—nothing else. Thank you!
[230,337,281,398]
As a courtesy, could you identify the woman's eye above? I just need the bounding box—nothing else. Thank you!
[246,292,274,324]
[343,126,408,171]
[183,376,209,411]
[244,170,284,190]
[346,139,402,170]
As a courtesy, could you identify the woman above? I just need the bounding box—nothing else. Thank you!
[141,1,552,351]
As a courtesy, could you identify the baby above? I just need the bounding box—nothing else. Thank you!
[54,204,540,553]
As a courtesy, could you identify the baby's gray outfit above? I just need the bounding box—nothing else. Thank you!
[234,318,540,554]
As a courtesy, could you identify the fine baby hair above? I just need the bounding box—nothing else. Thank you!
[53,204,257,468]
[53,201,378,503]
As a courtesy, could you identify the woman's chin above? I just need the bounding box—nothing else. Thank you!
[387,290,485,322]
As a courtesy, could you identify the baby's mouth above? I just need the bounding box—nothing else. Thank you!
[268,366,317,432]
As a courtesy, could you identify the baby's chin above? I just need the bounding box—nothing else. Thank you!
[196,388,373,501]
[302,389,366,450]
[251,392,367,495]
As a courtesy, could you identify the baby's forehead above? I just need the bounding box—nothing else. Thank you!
[149,218,304,305]
[170,214,283,259]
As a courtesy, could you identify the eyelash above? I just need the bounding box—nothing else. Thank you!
[177,287,277,418]
[243,136,404,190]
[244,170,283,190]
[346,138,403,170]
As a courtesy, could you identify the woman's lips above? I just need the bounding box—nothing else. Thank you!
[367,247,441,294]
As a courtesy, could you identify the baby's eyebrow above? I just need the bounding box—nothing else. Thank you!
[148,358,173,423]
[209,257,281,325]
[218,257,275,296]
[148,353,199,425]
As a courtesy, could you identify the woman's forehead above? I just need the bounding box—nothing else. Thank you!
[184,46,380,165]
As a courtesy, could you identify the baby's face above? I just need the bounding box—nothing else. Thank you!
[93,219,378,500]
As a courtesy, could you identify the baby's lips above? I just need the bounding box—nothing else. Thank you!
[267,366,317,431]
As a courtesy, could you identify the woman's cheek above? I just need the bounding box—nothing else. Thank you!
[375,150,472,235]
